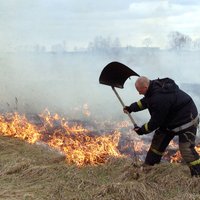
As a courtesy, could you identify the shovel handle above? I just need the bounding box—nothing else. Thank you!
[111,87,138,128]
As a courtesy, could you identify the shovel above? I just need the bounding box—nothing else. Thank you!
[99,61,140,128]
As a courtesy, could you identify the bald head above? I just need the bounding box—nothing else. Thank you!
[135,76,150,95]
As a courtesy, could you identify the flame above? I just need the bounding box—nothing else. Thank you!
[0,110,121,166]
[48,130,121,166]
[167,140,200,163]
[170,144,200,163]
[0,112,41,143]
[0,109,198,166]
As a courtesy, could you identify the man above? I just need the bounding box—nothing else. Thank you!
[123,76,200,177]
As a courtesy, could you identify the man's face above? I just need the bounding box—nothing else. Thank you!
[135,84,148,95]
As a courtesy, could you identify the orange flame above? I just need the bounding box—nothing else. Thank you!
[0,109,198,166]
[0,112,41,143]
[0,110,121,166]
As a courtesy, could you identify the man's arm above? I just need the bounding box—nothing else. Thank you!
[123,97,147,113]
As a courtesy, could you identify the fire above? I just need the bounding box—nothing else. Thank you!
[0,112,41,143]
[170,151,182,163]
[48,130,121,166]
[169,146,200,163]
[0,109,198,166]
[0,109,121,166]
[169,144,200,163]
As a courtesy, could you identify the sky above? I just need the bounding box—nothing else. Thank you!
[1,0,200,51]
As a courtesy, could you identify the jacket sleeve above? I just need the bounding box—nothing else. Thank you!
[129,97,148,112]
[138,95,172,134]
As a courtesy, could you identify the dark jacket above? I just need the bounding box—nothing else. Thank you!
[130,78,198,134]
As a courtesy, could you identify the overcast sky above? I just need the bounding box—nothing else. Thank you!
[1,0,200,51]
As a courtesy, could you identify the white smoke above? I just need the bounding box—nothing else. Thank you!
[0,49,199,124]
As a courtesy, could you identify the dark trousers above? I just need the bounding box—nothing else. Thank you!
[145,126,200,176]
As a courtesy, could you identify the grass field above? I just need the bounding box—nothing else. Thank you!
[0,136,199,200]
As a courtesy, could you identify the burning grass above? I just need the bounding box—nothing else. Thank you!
[0,109,194,167]
[0,110,122,166]
[0,109,200,199]
[0,136,199,200]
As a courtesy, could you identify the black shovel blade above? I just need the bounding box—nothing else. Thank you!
[99,61,140,88]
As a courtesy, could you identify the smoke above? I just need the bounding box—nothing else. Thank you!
[0,49,200,124]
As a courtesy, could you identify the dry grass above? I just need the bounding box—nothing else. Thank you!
[0,136,200,200]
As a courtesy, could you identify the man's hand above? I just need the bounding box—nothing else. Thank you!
[133,126,144,135]
[123,106,131,114]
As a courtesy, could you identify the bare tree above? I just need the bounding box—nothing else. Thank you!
[168,31,192,50]
[142,37,152,48]
[87,36,121,53]
[88,36,111,52]
[193,38,200,50]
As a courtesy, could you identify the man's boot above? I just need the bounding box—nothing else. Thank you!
[189,162,200,177]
